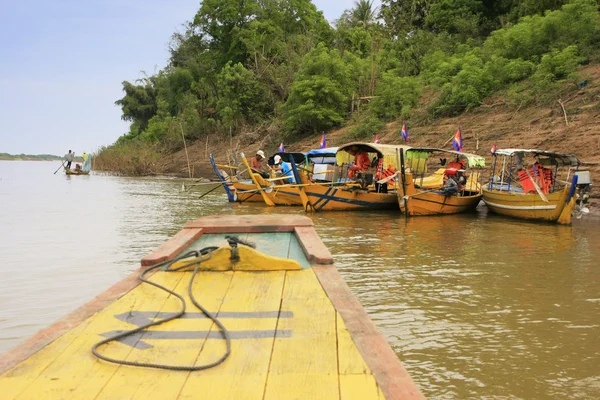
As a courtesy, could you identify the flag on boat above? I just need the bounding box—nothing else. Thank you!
[278,141,285,152]
[452,126,463,152]
[319,133,327,149]
[401,122,409,141]
[374,134,380,144]
[491,144,497,155]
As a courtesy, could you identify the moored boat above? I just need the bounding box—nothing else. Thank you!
[396,148,485,216]
[0,214,424,399]
[296,142,411,211]
[482,149,592,224]
[209,154,263,202]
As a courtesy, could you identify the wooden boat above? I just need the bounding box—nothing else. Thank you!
[209,154,263,202]
[482,149,591,224]
[0,215,424,400]
[295,142,411,211]
[64,168,89,175]
[396,148,485,216]
[64,156,92,176]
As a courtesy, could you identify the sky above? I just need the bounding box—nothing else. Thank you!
[0,0,380,156]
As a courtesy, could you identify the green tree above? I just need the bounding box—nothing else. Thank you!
[283,44,352,134]
[114,76,158,136]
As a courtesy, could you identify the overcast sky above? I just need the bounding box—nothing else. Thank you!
[0,0,380,156]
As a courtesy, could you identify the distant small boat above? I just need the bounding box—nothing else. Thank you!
[482,149,592,224]
[64,156,92,176]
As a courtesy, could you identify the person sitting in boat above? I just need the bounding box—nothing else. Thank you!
[347,145,370,179]
[74,163,82,171]
[272,155,295,184]
[442,170,466,195]
[250,150,270,178]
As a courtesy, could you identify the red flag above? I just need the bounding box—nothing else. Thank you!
[374,134,380,144]
[491,144,497,155]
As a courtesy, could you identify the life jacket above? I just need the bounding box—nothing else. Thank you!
[375,158,397,184]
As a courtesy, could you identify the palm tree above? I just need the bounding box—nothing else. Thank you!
[351,0,379,27]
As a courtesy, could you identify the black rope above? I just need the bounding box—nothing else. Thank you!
[91,246,232,371]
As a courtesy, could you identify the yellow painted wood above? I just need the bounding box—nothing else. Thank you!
[339,374,380,400]
[3,238,386,400]
[94,271,234,400]
[264,269,338,399]
[178,271,286,400]
[0,317,93,399]
[169,245,301,271]
[337,313,370,375]
[264,373,340,400]
[10,272,185,400]
[240,154,275,206]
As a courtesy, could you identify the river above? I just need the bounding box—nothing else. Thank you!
[0,160,598,399]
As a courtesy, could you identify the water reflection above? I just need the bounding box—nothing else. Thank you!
[0,161,599,399]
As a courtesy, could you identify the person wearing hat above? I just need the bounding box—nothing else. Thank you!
[272,154,295,184]
[250,150,270,178]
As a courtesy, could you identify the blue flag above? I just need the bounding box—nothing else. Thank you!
[320,133,327,149]
[278,141,285,152]
[373,134,380,144]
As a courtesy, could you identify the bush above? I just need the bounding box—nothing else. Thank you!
[344,116,385,142]
[371,74,421,120]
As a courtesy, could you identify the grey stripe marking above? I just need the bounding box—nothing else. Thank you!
[115,311,293,327]
[100,329,293,350]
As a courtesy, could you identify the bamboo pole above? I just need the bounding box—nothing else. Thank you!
[178,120,192,178]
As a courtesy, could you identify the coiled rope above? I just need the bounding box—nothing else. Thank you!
[92,246,231,371]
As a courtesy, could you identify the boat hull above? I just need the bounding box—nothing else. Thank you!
[303,184,398,211]
[482,185,575,223]
[64,169,89,175]
[399,191,482,216]
[398,172,482,216]
[232,180,263,202]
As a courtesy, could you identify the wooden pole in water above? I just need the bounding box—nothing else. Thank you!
[53,161,65,174]
[179,120,192,178]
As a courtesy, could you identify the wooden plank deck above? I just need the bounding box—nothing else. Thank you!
[0,215,424,399]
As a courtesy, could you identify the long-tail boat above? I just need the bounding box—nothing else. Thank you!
[482,149,592,224]
[396,148,485,216]
[0,215,424,400]
[209,154,263,202]
[294,142,411,211]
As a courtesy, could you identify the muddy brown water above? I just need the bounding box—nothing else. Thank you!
[1,161,599,399]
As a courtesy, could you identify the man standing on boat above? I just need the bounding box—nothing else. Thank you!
[64,150,74,170]
[250,150,269,178]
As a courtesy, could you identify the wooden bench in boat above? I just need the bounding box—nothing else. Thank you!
[0,214,424,400]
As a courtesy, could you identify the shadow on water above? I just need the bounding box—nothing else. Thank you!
[0,161,599,399]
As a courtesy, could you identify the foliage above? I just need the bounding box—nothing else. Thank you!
[344,115,386,141]
[108,0,600,175]
[371,73,421,120]
[94,141,163,176]
[282,44,352,134]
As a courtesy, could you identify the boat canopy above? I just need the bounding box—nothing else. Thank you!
[307,147,338,165]
[336,142,411,169]
[494,149,580,166]
[406,147,486,168]
[267,152,306,165]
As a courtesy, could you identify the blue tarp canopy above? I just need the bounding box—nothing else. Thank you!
[307,147,338,164]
